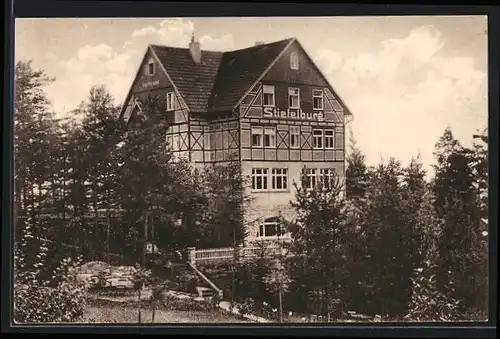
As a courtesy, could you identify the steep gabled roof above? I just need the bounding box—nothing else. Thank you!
[292,39,353,117]
[150,45,223,112]
[124,37,352,116]
[208,38,294,112]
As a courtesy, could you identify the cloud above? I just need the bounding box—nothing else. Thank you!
[313,25,487,175]
[45,43,135,116]
[199,34,234,51]
[124,18,234,51]
[315,48,343,74]
[132,26,157,38]
[47,19,234,116]
[45,52,58,62]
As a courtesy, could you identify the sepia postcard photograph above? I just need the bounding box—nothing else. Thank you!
[10,13,492,329]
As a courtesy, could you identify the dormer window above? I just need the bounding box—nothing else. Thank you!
[290,52,299,70]
[147,60,155,76]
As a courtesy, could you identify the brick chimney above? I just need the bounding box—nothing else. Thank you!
[189,31,202,64]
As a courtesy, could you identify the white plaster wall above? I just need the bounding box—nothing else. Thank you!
[242,160,344,242]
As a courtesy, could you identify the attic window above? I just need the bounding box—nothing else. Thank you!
[147,60,155,76]
[290,52,299,70]
[166,91,174,111]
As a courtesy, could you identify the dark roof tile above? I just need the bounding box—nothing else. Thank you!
[151,45,223,112]
[208,38,293,112]
[150,38,293,114]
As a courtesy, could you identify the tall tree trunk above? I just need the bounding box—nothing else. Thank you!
[93,193,98,260]
[62,157,67,222]
[106,213,110,265]
[22,175,27,217]
[152,301,155,323]
[14,176,22,232]
[142,211,148,267]
[278,289,283,323]
[138,288,142,323]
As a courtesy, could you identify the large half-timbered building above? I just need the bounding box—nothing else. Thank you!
[120,35,353,242]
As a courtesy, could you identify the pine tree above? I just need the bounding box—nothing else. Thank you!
[432,129,484,314]
[345,128,369,200]
[361,159,414,317]
[392,155,441,318]
[115,93,172,260]
[468,134,488,222]
[343,129,371,313]
[114,93,205,259]
[74,85,122,259]
[14,61,58,231]
[432,128,462,167]
[199,155,252,248]
[289,168,349,318]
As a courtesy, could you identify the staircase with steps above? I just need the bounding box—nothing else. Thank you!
[148,253,216,299]
[147,249,221,300]
[175,262,216,299]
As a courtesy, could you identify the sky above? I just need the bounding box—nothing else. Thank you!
[15,16,488,177]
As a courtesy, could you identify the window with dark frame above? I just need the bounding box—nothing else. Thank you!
[325,129,335,149]
[263,85,275,107]
[288,87,300,108]
[313,89,324,110]
[252,126,263,147]
[264,127,276,148]
[271,168,288,190]
[252,168,268,190]
[304,168,317,189]
[290,126,300,148]
[258,217,282,238]
[313,129,323,149]
[319,168,336,189]
[147,61,155,76]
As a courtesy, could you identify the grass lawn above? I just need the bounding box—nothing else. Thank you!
[81,303,251,323]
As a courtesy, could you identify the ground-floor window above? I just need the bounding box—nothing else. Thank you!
[303,168,339,190]
[252,167,288,191]
[257,217,283,238]
[252,168,268,190]
[319,168,336,189]
[271,168,288,190]
[303,168,317,189]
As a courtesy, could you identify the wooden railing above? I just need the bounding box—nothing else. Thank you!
[189,243,287,265]
[241,245,283,258]
[195,247,235,261]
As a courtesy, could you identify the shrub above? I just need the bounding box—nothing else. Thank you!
[160,295,209,312]
[405,260,461,321]
[237,297,259,318]
[14,223,87,323]
[176,269,199,293]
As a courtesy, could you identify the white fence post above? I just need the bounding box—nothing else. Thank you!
[187,247,196,267]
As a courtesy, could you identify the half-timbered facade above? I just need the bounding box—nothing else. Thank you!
[120,36,353,243]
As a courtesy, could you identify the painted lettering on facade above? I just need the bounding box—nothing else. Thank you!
[263,107,324,121]
[141,80,160,89]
